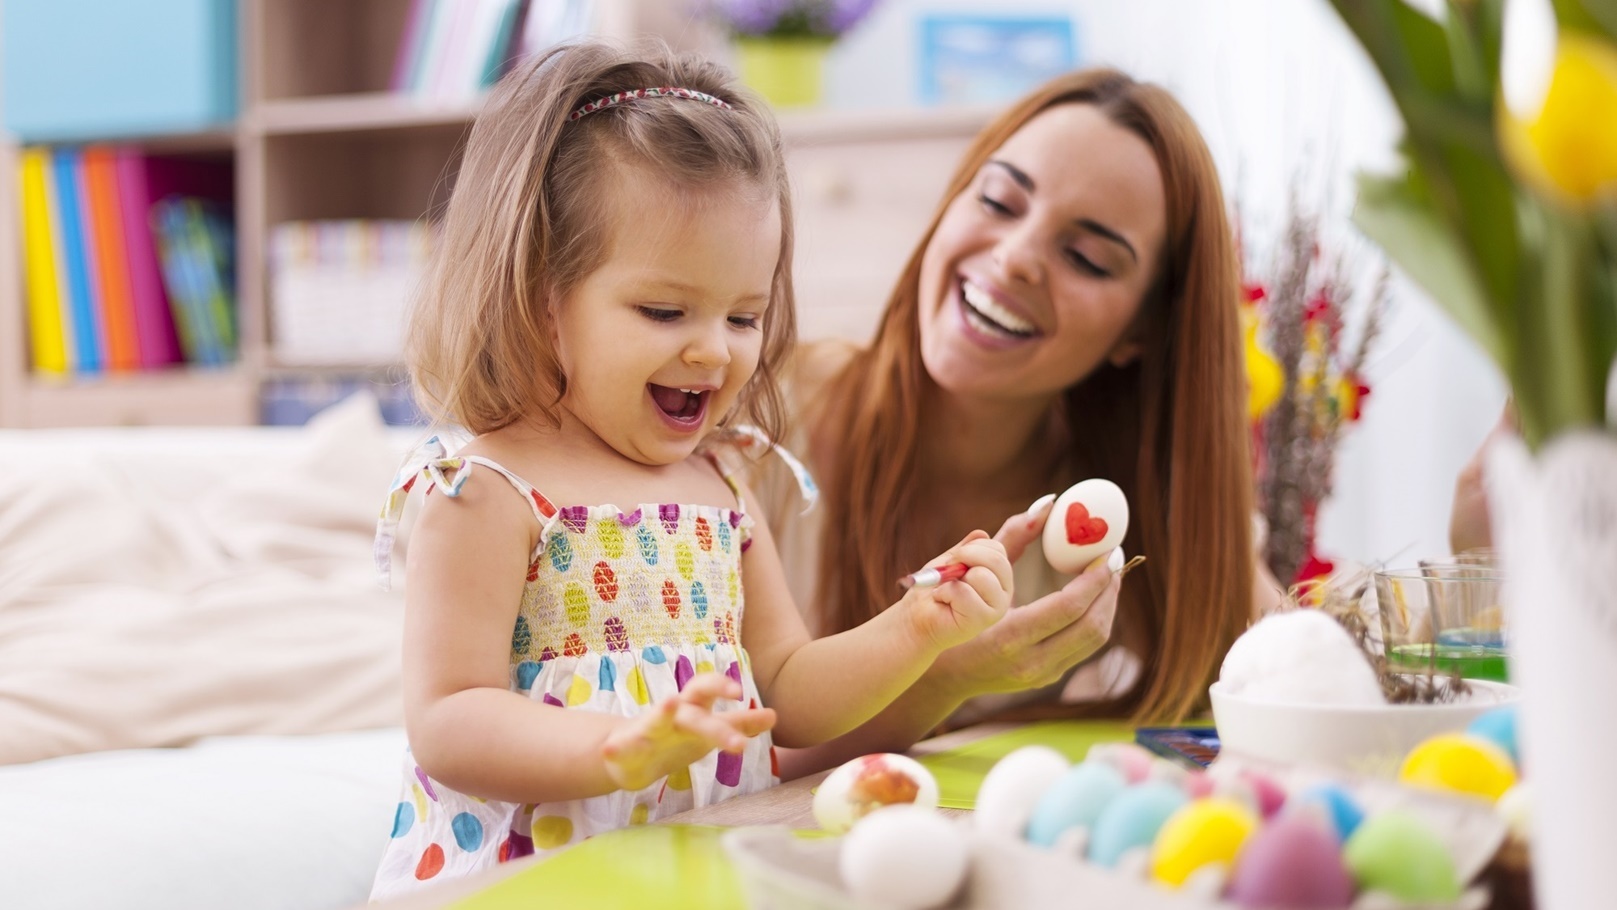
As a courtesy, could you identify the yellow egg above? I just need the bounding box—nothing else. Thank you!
[1499,31,1617,205]
[1151,798,1259,888]
[1399,733,1518,801]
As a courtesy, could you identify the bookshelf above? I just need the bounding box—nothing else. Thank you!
[0,0,992,427]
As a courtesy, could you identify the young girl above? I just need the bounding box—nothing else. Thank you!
[367,42,1013,898]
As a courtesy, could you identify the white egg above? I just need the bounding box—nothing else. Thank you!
[840,805,968,910]
[1042,479,1130,574]
[973,745,1070,838]
[813,753,940,835]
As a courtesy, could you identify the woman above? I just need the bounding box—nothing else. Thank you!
[754,67,1276,776]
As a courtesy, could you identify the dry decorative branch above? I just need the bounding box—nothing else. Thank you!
[1297,568,1470,705]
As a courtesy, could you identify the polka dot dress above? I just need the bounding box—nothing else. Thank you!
[369,442,778,901]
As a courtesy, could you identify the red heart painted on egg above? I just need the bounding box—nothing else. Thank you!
[1065,502,1109,545]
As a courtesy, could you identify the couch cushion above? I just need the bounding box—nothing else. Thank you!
[0,393,421,764]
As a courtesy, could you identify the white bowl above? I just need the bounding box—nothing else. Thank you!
[1209,678,1520,777]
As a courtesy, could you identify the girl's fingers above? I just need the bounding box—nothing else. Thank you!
[724,707,778,738]
[672,703,750,752]
[952,537,1014,597]
[677,672,742,710]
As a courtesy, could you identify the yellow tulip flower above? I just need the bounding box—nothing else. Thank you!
[1499,31,1617,205]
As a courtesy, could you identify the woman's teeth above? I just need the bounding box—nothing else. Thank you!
[962,281,1037,337]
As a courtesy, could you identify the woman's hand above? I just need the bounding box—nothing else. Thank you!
[900,532,1015,652]
[924,498,1121,700]
[600,674,776,792]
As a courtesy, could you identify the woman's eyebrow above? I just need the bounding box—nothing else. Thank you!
[986,159,1138,263]
[987,158,1034,191]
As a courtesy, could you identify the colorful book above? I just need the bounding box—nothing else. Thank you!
[481,0,528,87]
[52,148,104,373]
[115,150,232,367]
[16,147,70,373]
[152,198,236,366]
[82,147,141,371]
[391,0,435,93]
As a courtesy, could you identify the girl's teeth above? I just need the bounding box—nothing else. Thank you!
[962,281,1036,335]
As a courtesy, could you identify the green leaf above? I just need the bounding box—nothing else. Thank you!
[1437,143,1522,322]
[1329,0,1457,98]
[1555,0,1617,41]
[1513,212,1609,445]
[1442,1,1491,100]
[1352,171,1509,365]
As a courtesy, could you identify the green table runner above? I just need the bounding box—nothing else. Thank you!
[917,720,1135,808]
[454,721,1136,907]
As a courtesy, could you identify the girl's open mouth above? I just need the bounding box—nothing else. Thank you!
[648,384,710,430]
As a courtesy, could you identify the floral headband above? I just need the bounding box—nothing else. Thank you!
[568,86,732,122]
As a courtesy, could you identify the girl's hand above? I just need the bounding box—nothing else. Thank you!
[925,498,1121,700]
[901,532,1014,652]
[600,673,777,792]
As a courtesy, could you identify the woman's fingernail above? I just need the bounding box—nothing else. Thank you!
[1027,493,1056,517]
[1085,547,1126,575]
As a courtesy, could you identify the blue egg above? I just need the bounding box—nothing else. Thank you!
[1291,783,1365,843]
[1467,705,1520,766]
[1087,781,1188,868]
[1025,760,1127,847]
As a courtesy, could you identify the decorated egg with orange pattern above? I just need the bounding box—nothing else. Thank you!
[813,753,940,835]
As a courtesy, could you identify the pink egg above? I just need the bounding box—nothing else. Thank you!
[1183,770,1217,799]
[1240,771,1288,819]
[1226,815,1355,908]
[1088,743,1156,784]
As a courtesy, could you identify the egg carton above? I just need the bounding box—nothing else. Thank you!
[723,823,1495,910]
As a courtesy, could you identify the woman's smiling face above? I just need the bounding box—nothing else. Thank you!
[917,102,1168,403]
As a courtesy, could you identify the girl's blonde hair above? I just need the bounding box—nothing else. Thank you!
[409,40,797,440]
[817,68,1254,724]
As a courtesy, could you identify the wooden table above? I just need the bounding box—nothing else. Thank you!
[362,724,1011,909]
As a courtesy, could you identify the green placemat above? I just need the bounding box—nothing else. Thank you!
[917,720,1136,809]
[453,722,1135,906]
[454,825,744,909]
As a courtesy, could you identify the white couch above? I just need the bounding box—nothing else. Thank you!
[0,394,420,910]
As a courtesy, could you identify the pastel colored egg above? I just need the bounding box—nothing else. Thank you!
[1239,770,1287,819]
[1227,814,1354,908]
[1150,798,1259,888]
[1025,760,1127,848]
[1088,781,1188,868]
[974,746,1070,839]
[1086,741,1156,784]
[1399,733,1518,801]
[840,805,967,910]
[812,753,940,835]
[1466,705,1521,766]
[1289,783,1365,843]
[1343,810,1461,903]
[1042,479,1130,574]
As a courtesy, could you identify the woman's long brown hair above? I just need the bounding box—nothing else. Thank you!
[815,68,1253,723]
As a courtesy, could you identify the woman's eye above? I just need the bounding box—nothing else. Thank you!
[978,194,1013,216]
[638,307,681,322]
[729,315,761,330]
[1066,250,1110,278]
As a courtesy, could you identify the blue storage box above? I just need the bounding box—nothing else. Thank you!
[2,0,237,141]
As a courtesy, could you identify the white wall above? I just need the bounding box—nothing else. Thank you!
[826,0,1510,566]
